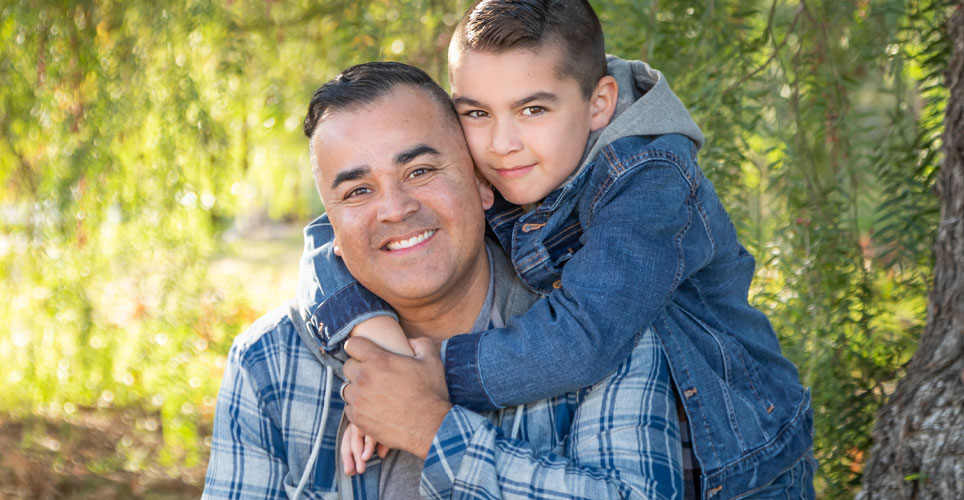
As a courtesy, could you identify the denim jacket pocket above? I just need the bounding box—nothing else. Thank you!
[543,221,584,268]
[675,305,776,447]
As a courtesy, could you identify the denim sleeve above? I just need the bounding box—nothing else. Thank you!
[444,154,714,410]
[421,330,683,500]
[298,215,398,352]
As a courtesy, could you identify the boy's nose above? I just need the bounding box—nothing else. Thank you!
[376,182,419,223]
[489,119,522,155]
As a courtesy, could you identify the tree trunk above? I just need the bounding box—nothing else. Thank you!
[858,4,964,499]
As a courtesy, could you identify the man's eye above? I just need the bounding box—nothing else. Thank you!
[462,110,488,119]
[345,186,371,199]
[408,167,434,179]
[522,106,547,116]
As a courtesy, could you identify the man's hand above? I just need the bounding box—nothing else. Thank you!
[342,336,452,459]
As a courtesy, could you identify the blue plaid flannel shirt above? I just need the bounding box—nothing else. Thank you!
[204,287,682,499]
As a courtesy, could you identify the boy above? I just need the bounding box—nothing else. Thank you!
[301,0,815,497]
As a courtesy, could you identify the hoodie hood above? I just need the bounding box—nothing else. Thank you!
[575,56,704,181]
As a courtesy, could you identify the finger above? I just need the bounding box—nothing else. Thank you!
[376,442,391,459]
[351,425,367,474]
[341,429,356,476]
[362,434,376,461]
[343,358,359,385]
[344,336,382,362]
[409,336,437,360]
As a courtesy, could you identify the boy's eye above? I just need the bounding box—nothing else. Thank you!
[522,106,547,116]
[462,110,489,119]
[345,186,371,199]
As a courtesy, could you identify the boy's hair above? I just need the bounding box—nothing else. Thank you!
[303,61,456,139]
[451,0,607,98]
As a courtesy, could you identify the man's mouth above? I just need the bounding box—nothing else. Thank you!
[384,229,436,251]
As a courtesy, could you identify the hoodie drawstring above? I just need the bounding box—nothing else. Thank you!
[510,404,525,440]
[293,365,334,499]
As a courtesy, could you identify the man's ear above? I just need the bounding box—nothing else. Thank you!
[589,75,618,132]
[333,238,342,257]
[476,174,495,210]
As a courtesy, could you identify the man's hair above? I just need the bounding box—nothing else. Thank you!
[303,61,456,139]
[452,0,607,98]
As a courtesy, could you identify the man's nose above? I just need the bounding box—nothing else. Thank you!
[489,118,522,155]
[375,182,419,223]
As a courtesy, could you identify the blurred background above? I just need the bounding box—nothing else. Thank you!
[0,0,955,498]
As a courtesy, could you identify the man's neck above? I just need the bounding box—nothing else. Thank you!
[394,248,491,343]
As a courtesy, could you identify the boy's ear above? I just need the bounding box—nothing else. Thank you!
[332,238,342,257]
[589,75,618,132]
[476,174,495,210]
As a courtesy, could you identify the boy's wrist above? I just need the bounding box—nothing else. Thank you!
[350,316,413,356]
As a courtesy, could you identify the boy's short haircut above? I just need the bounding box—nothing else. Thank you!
[303,61,457,139]
[451,0,607,98]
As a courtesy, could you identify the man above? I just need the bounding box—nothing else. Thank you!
[203,62,683,499]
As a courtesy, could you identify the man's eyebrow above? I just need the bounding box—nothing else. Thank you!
[331,166,371,190]
[395,144,440,165]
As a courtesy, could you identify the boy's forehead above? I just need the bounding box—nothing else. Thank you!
[449,44,580,97]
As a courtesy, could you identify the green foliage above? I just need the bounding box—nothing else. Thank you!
[0,0,951,495]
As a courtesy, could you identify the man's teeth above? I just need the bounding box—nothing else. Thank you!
[386,230,435,251]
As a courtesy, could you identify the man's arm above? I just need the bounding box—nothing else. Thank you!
[203,339,290,499]
[424,329,682,500]
[204,312,342,499]
[343,331,684,500]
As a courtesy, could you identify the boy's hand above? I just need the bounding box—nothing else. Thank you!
[341,423,385,475]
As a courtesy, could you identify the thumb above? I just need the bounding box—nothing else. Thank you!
[344,336,381,362]
[408,337,438,360]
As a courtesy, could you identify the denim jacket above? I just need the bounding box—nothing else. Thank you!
[465,133,813,498]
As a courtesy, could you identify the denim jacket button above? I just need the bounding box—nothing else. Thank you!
[552,280,562,289]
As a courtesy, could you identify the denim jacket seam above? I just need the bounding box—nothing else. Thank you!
[656,314,723,467]
[588,145,693,227]
[489,206,525,227]
[473,329,499,408]
[701,395,812,491]
[543,222,582,247]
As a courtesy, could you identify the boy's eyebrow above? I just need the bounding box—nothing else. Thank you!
[511,91,559,109]
[331,166,371,190]
[394,144,440,165]
[451,92,559,110]
[451,95,484,108]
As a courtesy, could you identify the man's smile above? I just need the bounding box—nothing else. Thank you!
[383,229,437,252]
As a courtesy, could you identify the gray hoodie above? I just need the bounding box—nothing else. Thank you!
[576,55,705,182]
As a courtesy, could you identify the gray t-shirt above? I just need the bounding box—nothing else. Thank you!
[377,247,501,499]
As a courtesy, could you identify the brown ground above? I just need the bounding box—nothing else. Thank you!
[0,408,208,499]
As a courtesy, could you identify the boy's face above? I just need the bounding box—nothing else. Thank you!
[449,45,609,206]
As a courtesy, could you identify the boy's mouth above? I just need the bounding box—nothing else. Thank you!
[493,164,535,179]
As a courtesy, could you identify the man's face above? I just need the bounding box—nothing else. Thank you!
[312,86,494,308]
[449,44,599,206]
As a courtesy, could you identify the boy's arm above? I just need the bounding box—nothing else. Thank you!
[445,155,713,410]
[299,215,405,352]
[421,330,683,500]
